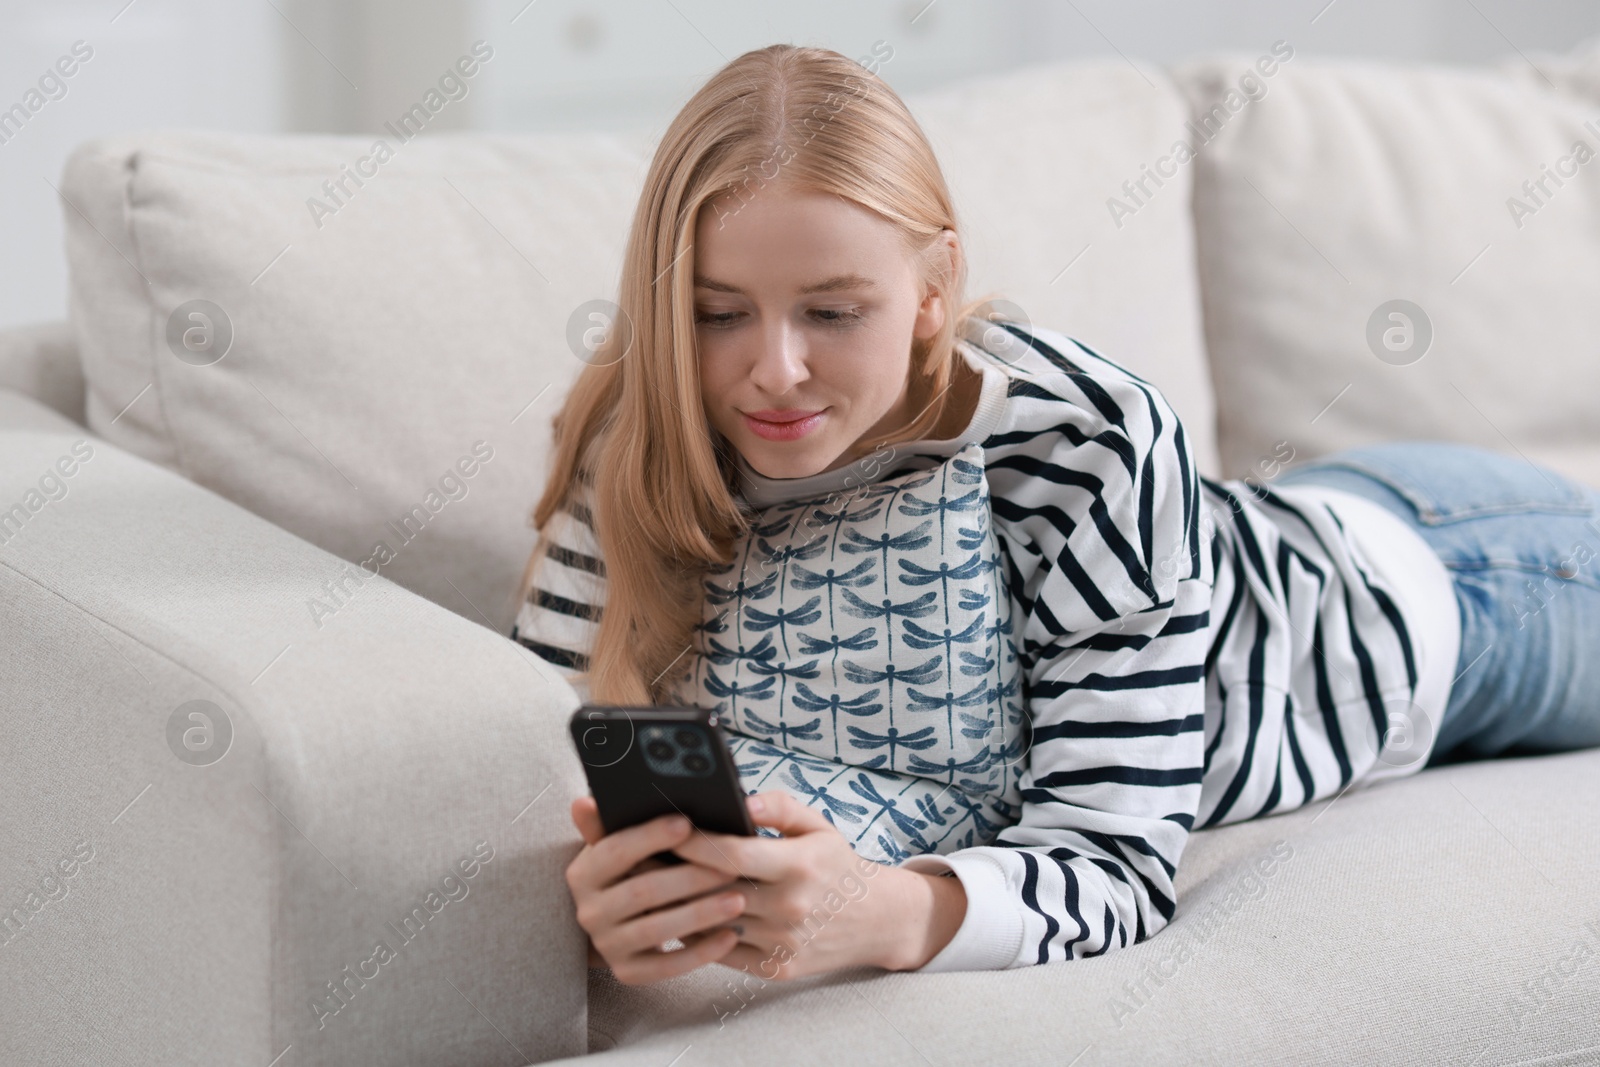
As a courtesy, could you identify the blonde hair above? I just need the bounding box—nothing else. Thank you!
[520,43,998,704]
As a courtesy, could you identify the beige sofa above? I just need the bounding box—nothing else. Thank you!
[4,40,1600,1067]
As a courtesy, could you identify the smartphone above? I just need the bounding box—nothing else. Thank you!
[569,704,756,865]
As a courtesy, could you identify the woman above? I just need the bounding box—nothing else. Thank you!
[509,44,1600,984]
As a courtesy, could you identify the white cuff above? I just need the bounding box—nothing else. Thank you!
[900,852,1025,972]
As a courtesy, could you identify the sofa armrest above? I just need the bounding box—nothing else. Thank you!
[0,320,85,428]
[0,389,589,1067]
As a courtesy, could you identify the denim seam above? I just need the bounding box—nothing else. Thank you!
[1284,458,1591,524]
[1443,556,1600,582]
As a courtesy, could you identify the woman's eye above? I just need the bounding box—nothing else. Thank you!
[812,307,863,327]
[693,308,863,329]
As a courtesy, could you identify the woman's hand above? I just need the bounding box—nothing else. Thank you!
[566,796,747,985]
[671,791,969,979]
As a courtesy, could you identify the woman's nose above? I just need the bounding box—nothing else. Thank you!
[747,323,809,395]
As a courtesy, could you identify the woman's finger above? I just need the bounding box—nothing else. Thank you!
[672,796,828,882]
[611,926,741,987]
[748,791,835,834]
[586,859,740,931]
[570,813,692,893]
[606,882,747,960]
[571,796,605,846]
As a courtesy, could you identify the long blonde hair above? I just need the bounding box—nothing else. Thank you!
[521,43,996,704]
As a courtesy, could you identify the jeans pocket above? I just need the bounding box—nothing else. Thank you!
[1298,442,1592,526]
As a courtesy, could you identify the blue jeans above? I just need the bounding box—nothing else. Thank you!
[1275,441,1600,767]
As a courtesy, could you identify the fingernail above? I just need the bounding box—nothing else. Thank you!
[670,815,690,833]
[747,795,764,814]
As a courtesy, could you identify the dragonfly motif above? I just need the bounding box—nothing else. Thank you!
[838,586,939,664]
[958,647,998,676]
[906,747,993,785]
[792,558,877,639]
[727,734,837,784]
[780,761,872,825]
[791,682,882,760]
[747,655,821,733]
[941,787,1014,843]
[948,453,986,485]
[753,533,830,606]
[703,628,777,661]
[906,677,992,745]
[898,551,988,629]
[840,519,933,598]
[898,484,984,547]
[702,667,776,728]
[916,788,1012,853]
[800,497,885,556]
[740,705,823,748]
[678,611,732,699]
[865,466,940,498]
[871,833,912,866]
[796,619,877,695]
[845,722,940,767]
[983,609,1019,666]
[742,594,823,660]
[756,527,829,559]
[845,773,935,852]
[959,674,1023,739]
[904,614,986,693]
[704,568,779,608]
[956,517,992,553]
[840,654,942,730]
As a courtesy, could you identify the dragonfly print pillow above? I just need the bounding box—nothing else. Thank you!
[666,440,1027,865]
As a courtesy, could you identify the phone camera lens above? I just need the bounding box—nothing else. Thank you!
[682,752,710,773]
[645,738,675,761]
[675,728,703,748]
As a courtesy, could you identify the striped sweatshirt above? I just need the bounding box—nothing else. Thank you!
[510,316,1459,972]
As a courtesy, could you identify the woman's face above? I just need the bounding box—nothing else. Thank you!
[693,183,948,480]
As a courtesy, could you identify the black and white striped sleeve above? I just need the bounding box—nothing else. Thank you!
[509,479,605,699]
[902,341,1214,970]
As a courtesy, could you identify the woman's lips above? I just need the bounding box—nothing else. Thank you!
[742,408,826,441]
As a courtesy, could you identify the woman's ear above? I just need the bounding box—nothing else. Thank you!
[912,229,961,341]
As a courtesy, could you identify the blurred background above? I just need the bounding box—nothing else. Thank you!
[2,0,1597,331]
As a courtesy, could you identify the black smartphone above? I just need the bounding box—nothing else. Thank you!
[569,704,756,865]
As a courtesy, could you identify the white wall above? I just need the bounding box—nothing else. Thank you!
[470,0,1600,134]
[2,0,1597,331]
[0,0,283,331]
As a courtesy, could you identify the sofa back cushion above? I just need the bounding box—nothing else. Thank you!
[1175,43,1600,487]
[60,61,1212,631]
[908,61,1218,475]
[63,129,650,632]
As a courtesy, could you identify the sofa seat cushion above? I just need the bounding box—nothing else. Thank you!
[572,747,1600,1065]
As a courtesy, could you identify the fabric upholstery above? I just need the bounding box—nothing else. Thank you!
[1173,45,1600,488]
[0,389,590,1067]
[59,129,651,637]
[571,744,1600,1065]
[0,319,83,427]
